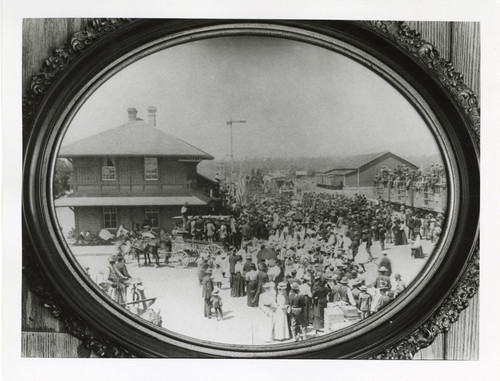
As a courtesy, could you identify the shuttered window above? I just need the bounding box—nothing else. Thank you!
[102,157,116,181]
[144,157,158,180]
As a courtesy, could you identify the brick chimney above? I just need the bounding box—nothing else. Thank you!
[147,106,157,127]
[127,107,138,122]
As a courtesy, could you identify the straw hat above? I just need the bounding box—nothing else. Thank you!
[277,281,288,289]
[351,278,362,286]
[339,277,349,285]
[378,266,388,272]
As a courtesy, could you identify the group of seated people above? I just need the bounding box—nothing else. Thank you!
[373,164,446,190]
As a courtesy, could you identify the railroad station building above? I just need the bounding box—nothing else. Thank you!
[55,107,216,235]
[316,151,418,189]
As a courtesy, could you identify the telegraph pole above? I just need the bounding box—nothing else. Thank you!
[227,119,246,182]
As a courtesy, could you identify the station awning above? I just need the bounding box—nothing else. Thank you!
[54,196,208,207]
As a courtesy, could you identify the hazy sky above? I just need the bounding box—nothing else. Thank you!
[62,36,442,161]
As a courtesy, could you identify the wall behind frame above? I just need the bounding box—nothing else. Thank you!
[21,18,480,359]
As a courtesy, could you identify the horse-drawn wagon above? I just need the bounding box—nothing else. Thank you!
[167,236,225,268]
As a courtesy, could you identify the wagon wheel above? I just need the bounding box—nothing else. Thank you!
[168,251,180,266]
[180,252,190,268]
[171,250,188,268]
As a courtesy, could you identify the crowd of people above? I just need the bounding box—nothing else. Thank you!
[373,163,446,190]
[194,190,442,342]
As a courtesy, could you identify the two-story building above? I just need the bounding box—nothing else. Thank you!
[55,107,216,234]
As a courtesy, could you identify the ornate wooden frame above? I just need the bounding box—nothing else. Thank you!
[22,19,479,359]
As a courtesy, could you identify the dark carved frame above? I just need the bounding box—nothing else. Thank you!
[22,19,479,359]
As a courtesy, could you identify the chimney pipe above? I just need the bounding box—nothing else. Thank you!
[147,106,157,127]
[127,107,138,122]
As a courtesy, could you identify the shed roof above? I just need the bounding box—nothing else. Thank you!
[317,152,417,173]
[59,120,214,159]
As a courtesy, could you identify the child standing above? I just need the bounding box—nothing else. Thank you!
[213,263,224,289]
[210,289,223,321]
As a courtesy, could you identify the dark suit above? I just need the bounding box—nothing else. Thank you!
[379,257,392,276]
[253,271,269,305]
[202,275,214,318]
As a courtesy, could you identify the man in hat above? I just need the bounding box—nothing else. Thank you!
[350,278,363,304]
[102,255,127,304]
[357,285,372,319]
[210,288,223,321]
[375,267,392,291]
[329,277,355,306]
[288,282,306,341]
[115,253,131,280]
[376,282,392,311]
[299,277,313,327]
[378,224,387,251]
[202,268,214,318]
[378,252,392,276]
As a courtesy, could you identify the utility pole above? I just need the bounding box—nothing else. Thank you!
[227,119,246,182]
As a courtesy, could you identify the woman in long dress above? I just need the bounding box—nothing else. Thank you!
[311,278,328,334]
[258,283,277,343]
[273,282,291,341]
[231,257,246,297]
[245,263,259,307]
[411,231,424,259]
[401,221,409,245]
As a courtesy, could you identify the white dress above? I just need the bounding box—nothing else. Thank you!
[258,292,276,342]
[273,293,290,341]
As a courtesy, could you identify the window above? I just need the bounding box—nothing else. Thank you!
[102,157,116,181]
[144,157,158,180]
[145,207,160,228]
[103,207,117,229]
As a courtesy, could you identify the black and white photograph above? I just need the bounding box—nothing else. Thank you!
[53,34,449,346]
[6,0,494,373]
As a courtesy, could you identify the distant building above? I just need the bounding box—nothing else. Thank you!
[295,170,308,178]
[55,107,216,234]
[316,152,418,189]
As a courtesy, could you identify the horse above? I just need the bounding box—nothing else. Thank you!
[131,239,151,267]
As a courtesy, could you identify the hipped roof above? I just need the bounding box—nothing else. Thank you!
[59,120,214,159]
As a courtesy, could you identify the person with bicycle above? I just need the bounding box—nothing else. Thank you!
[102,255,128,304]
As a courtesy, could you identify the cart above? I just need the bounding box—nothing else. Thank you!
[166,236,225,268]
